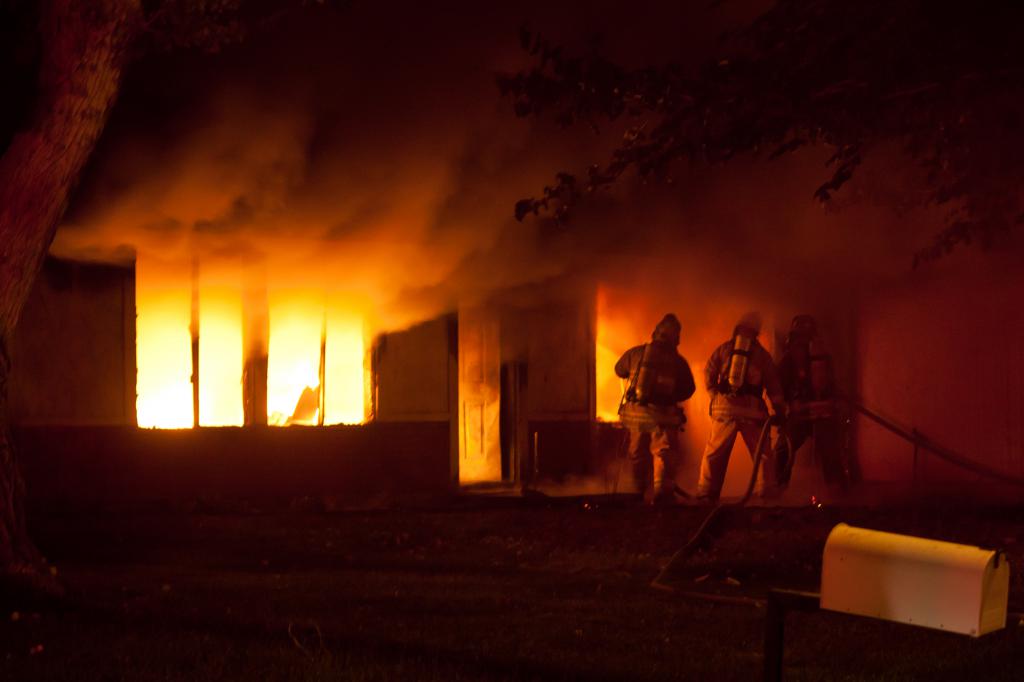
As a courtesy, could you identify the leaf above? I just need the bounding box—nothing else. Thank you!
[514,199,536,222]
[519,26,532,51]
[768,137,805,159]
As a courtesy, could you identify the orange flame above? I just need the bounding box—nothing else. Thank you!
[199,284,244,426]
[135,255,365,428]
[267,292,323,426]
[595,287,630,422]
[136,258,193,429]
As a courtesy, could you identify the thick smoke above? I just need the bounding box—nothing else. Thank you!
[56,1,815,330]
[56,2,941,323]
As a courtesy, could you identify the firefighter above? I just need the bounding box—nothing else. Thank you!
[614,314,696,505]
[773,315,846,490]
[696,312,786,504]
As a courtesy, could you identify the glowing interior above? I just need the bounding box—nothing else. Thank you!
[595,288,630,422]
[267,292,323,426]
[325,307,366,425]
[135,256,364,428]
[136,259,194,429]
[199,284,244,426]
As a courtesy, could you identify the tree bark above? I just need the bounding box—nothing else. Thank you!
[0,0,140,581]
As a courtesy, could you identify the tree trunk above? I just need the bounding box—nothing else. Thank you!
[0,0,139,582]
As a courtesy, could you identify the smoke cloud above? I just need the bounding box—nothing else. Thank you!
[55,2,943,325]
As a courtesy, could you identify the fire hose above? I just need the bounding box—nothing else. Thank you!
[651,414,792,589]
[650,393,1024,589]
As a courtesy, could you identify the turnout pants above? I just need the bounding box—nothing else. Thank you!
[773,418,845,489]
[627,426,680,503]
[697,416,779,503]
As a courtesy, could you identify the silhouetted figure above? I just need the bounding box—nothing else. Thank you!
[774,315,847,491]
[615,314,696,505]
[697,312,785,503]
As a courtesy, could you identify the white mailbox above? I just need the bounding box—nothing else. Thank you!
[821,523,1009,637]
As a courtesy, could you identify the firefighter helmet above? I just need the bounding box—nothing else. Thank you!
[734,311,762,337]
[634,314,683,404]
[651,313,681,346]
[788,314,817,344]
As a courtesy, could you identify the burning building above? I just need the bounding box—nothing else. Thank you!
[13,242,1024,508]
[9,253,602,503]
[7,0,1024,508]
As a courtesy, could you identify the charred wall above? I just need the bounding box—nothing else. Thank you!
[522,301,596,481]
[10,257,135,426]
[373,316,456,423]
[372,315,459,485]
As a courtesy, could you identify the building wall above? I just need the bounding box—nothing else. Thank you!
[10,257,136,426]
[524,302,595,420]
[372,316,458,486]
[16,422,451,505]
[373,316,456,422]
[855,256,1024,489]
[523,302,595,480]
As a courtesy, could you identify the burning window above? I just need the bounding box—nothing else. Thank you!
[266,292,324,426]
[135,255,365,429]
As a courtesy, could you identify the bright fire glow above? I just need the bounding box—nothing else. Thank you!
[266,292,366,426]
[594,285,780,497]
[267,292,323,426]
[595,288,630,422]
[135,256,365,428]
[199,284,244,426]
[325,307,365,425]
[136,259,193,428]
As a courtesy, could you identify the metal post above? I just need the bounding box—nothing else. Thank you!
[189,256,200,428]
[532,430,540,482]
[764,592,785,682]
[763,589,820,682]
[241,260,269,426]
[317,311,326,427]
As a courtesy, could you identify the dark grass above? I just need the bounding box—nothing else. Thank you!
[2,500,1022,680]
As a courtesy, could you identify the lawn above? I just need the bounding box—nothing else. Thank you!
[2,498,1022,680]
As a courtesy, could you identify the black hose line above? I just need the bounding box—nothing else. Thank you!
[652,415,791,588]
[651,393,1024,591]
